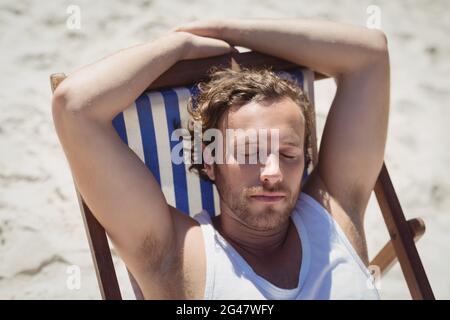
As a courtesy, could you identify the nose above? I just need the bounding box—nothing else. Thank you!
[260,153,282,185]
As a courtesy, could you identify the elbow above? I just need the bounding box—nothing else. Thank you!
[51,80,97,139]
[358,30,389,70]
[52,83,71,129]
[369,29,389,57]
[52,80,96,125]
[52,80,110,125]
[52,81,82,117]
[52,83,69,117]
[51,83,78,141]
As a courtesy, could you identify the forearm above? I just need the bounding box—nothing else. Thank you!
[53,33,187,123]
[222,18,388,76]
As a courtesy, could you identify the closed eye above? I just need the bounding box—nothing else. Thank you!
[281,154,297,159]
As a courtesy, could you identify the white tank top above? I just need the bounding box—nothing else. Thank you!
[193,192,380,300]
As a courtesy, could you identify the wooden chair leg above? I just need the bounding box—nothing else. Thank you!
[78,194,122,300]
[374,163,435,300]
[370,218,425,277]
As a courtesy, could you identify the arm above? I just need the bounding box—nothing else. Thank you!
[53,32,233,122]
[52,32,232,296]
[176,19,390,261]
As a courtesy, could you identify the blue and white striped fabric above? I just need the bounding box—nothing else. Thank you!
[112,68,315,218]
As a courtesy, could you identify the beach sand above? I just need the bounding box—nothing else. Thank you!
[0,0,449,299]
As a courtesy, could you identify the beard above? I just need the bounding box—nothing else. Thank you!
[215,174,300,231]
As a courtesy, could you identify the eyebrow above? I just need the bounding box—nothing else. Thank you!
[240,137,303,148]
[279,136,302,147]
[281,143,302,149]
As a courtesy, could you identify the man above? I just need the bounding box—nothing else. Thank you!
[52,18,389,299]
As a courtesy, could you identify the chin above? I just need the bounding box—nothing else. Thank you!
[244,206,292,231]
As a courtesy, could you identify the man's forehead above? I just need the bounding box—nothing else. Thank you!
[219,98,305,144]
[231,129,303,146]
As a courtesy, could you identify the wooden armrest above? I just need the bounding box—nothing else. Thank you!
[370,218,426,277]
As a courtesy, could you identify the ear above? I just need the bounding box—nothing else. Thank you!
[202,143,216,181]
[202,163,216,182]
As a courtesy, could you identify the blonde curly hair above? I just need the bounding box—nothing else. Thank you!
[187,67,314,183]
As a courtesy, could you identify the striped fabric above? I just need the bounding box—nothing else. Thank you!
[112,68,315,218]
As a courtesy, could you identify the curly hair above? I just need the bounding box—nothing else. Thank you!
[187,67,314,183]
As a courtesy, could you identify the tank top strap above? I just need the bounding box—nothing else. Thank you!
[193,210,217,299]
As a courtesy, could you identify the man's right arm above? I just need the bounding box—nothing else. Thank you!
[52,32,232,296]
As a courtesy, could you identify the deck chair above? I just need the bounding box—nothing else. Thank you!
[50,51,435,300]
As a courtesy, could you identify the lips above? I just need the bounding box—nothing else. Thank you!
[250,193,286,202]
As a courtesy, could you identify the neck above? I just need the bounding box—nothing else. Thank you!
[211,210,291,259]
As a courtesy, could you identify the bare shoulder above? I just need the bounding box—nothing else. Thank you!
[301,168,370,265]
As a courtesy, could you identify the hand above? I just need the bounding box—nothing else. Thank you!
[170,30,234,60]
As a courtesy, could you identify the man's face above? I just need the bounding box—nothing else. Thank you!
[207,97,305,231]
